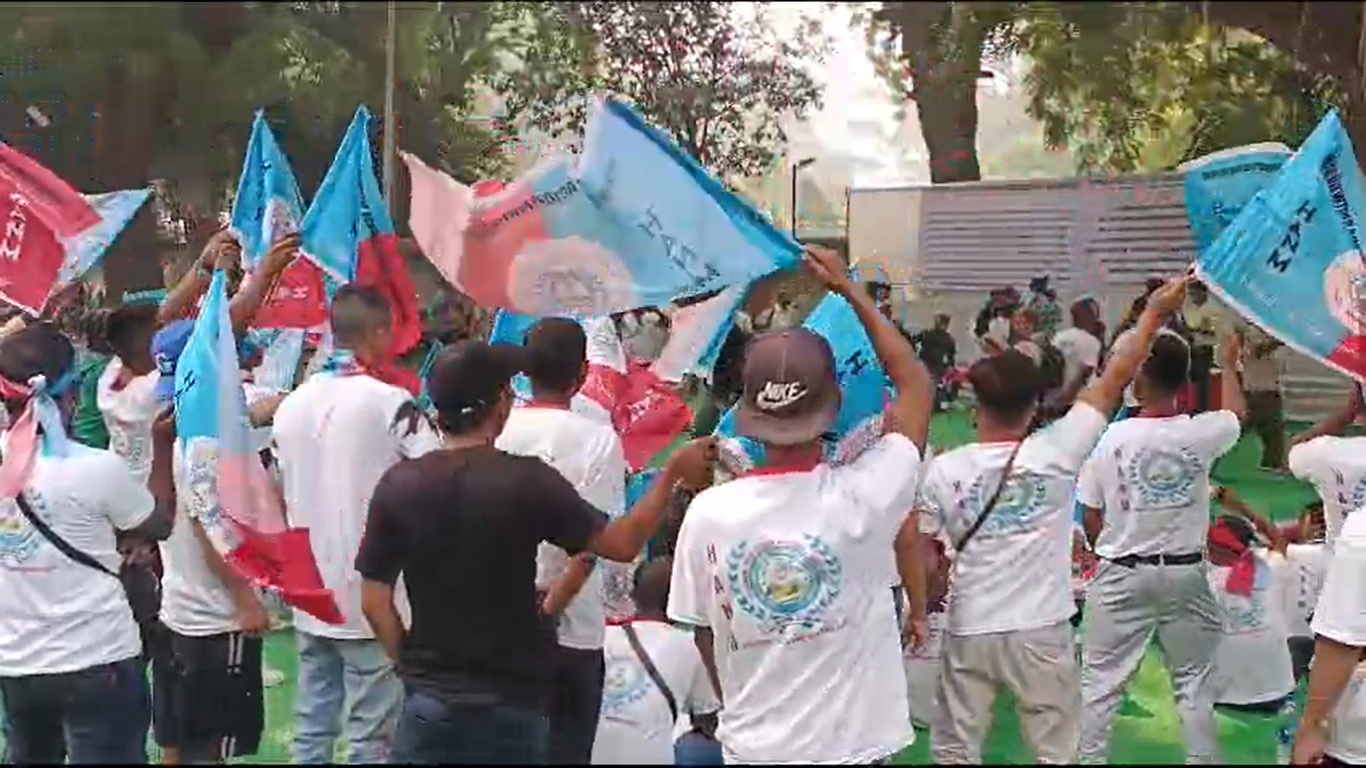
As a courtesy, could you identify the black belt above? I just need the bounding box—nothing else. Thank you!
[1108,551,1204,568]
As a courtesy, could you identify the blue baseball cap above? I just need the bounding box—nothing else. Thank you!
[152,320,270,403]
[153,319,196,402]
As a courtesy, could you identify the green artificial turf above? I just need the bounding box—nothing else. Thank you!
[2,408,1323,765]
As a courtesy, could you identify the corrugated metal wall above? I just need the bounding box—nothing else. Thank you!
[849,175,1357,423]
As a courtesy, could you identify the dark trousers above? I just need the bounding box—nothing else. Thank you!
[1289,635,1316,682]
[547,646,606,765]
[1246,390,1287,469]
[1190,345,1214,412]
[0,656,150,766]
[390,686,549,765]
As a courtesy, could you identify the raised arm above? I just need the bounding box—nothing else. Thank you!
[1292,385,1362,446]
[803,245,933,452]
[160,231,234,326]
[1076,275,1191,417]
[229,234,299,336]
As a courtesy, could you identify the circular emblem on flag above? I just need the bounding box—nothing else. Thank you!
[1325,250,1366,335]
[507,236,637,316]
[726,535,842,634]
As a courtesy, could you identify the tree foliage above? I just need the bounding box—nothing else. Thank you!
[494,2,831,181]
[1020,3,1340,174]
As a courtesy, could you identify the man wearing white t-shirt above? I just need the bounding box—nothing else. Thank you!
[272,286,442,764]
[1289,385,1366,549]
[0,322,176,764]
[919,277,1189,764]
[669,245,935,765]
[593,558,720,765]
[497,317,627,765]
[1052,299,1105,393]
[1076,329,1247,764]
[1293,507,1366,767]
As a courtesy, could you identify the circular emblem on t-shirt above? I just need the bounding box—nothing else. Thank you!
[726,536,843,634]
[966,470,1050,535]
[507,236,637,316]
[0,491,45,565]
[1216,562,1271,631]
[1128,447,1201,510]
[601,650,650,715]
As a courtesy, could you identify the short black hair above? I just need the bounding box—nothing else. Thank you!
[632,557,673,614]
[968,349,1041,425]
[106,304,159,359]
[329,285,391,346]
[1139,334,1191,395]
[525,317,586,394]
[0,322,75,400]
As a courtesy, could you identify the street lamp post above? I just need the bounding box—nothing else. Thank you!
[791,157,815,240]
[382,0,398,215]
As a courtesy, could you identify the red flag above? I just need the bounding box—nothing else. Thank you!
[0,189,70,314]
[0,143,99,237]
[613,362,692,469]
[355,233,422,358]
[253,257,328,330]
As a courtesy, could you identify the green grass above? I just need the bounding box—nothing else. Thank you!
[3,409,1322,764]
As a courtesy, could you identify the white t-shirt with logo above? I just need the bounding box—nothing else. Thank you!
[1052,327,1103,386]
[1076,411,1240,559]
[1282,543,1329,639]
[1310,509,1366,764]
[918,404,1109,636]
[97,358,160,486]
[592,620,721,765]
[272,373,442,639]
[1207,551,1296,706]
[0,441,154,674]
[668,433,922,764]
[1288,436,1366,549]
[497,405,626,651]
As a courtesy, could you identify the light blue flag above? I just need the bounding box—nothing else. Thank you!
[55,189,153,284]
[301,107,392,284]
[1197,110,1366,382]
[715,290,893,462]
[173,271,232,443]
[403,96,801,317]
[231,112,306,269]
[1182,142,1292,255]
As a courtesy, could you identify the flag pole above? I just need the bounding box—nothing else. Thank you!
[382,0,398,215]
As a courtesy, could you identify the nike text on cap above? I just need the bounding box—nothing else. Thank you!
[735,328,842,447]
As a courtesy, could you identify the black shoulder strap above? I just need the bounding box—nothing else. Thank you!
[12,493,118,578]
[622,623,678,722]
[953,439,1026,553]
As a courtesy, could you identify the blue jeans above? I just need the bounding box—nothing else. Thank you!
[389,686,549,765]
[675,731,724,766]
[0,656,150,765]
[293,632,403,764]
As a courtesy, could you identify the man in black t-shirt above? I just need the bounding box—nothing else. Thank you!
[355,340,716,765]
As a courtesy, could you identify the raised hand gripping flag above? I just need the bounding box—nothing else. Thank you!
[715,290,893,465]
[303,107,422,384]
[173,270,343,624]
[1181,142,1293,255]
[0,142,148,314]
[404,97,800,317]
[231,112,328,330]
[1197,111,1366,381]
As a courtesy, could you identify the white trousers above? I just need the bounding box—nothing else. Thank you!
[930,621,1080,764]
[1078,559,1223,764]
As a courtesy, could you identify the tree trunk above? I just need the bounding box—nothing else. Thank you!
[884,1,986,184]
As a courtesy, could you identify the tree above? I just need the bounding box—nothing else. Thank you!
[1020,3,1339,174]
[857,1,1025,183]
[494,2,830,181]
[0,2,585,299]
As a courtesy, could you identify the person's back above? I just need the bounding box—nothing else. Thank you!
[921,402,1107,636]
[1205,519,1295,708]
[1082,411,1239,558]
[673,436,917,762]
[1289,433,1366,548]
[274,372,437,633]
[592,559,719,765]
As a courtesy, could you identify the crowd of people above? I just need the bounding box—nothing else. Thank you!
[0,230,1362,768]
